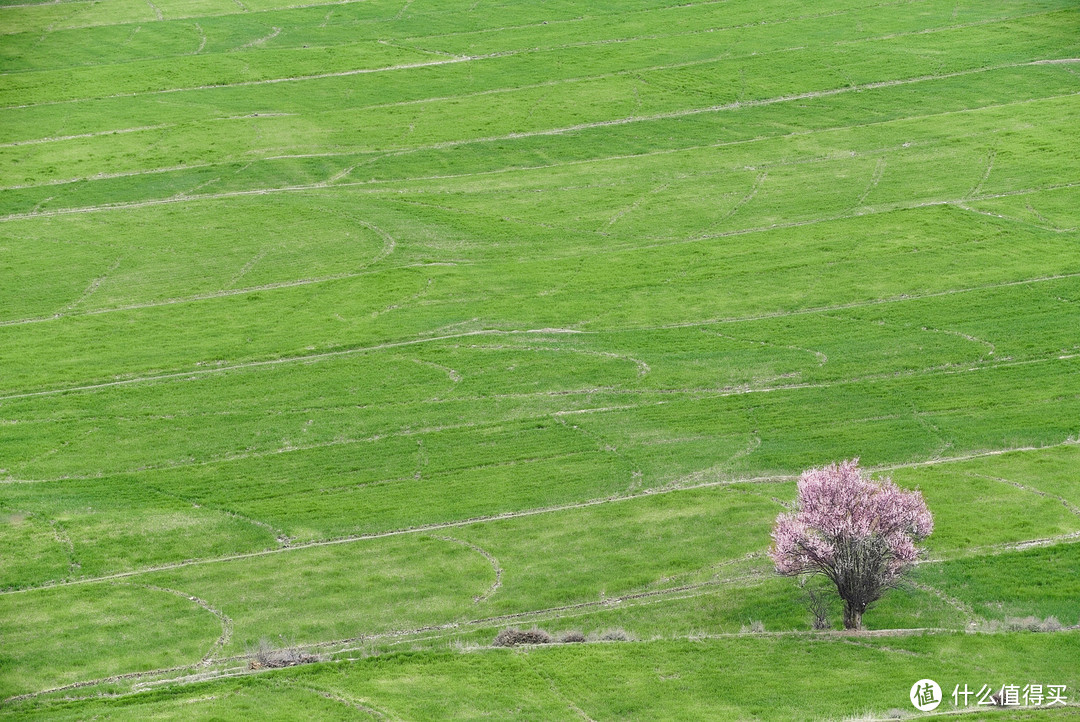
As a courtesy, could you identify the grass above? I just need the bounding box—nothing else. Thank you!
[7,633,1080,719]
[1,0,1079,716]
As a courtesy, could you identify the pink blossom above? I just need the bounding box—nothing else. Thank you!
[769,458,933,629]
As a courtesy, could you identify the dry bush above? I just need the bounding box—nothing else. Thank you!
[492,627,553,647]
[558,630,586,643]
[1005,616,1042,631]
[1039,615,1063,632]
[977,615,1064,633]
[740,620,766,634]
[1004,615,1063,632]
[597,628,633,642]
[248,637,325,669]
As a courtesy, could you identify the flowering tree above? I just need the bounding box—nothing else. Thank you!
[769,459,933,630]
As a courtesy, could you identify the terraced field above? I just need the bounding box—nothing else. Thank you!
[1,0,1079,717]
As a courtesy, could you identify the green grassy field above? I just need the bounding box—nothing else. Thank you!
[2,0,1079,718]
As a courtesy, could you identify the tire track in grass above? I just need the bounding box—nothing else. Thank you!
[6,79,1073,196]
[7,559,1074,704]
[2,663,201,703]
[554,415,644,493]
[2,55,1077,195]
[0,0,902,90]
[411,357,461,382]
[48,518,79,580]
[236,25,279,50]
[1,212,396,326]
[3,347,1079,509]
[2,350,1078,485]
[4,178,1078,314]
[4,439,1080,597]
[429,535,502,603]
[3,583,235,703]
[0,212,1075,332]
[253,87,1080,195]
[954,202,1077,234]
[0,626,1011,706]
[54,257,120,315]
[300,572,772,655]
[139,478,293,546]
[712,171,767,228]
[0,327,587,401]
[618,268,1080,332]
[1,266,1077,403]
[278,683,393,720]
[0,160,213,190]
[0,416,607,484]
[600,181,670,231]
[966,148,996,199]
[588,180,1080,261]
[1,571,766,703]
[11,425,98,474]
[965,472,1080,519]
[916,531,1080,565]
[854,155,887,208]
[3,5,1064,107]
[520,654,597,722]
[1,56,474,111]
[0,0,395,23]
[285,568,979,658]
[0,71,1060,195]
[0,124,170,148]
[906,581,983,628]
[223,249,267,289]
[0,223,404,329]
[113,581,234,664]
[466,342,650,378]
[626,550,765,593]
[703,330,828,367]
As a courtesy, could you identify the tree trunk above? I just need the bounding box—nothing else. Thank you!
[843,603,863,630]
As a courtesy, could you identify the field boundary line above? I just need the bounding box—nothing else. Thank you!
[0,346,1066,480]
[0,124,169,148]
[3,304,1078,402]
[0,327,586,401]
[0,56,474,111]
[4,82,1077,206]
[6,79,1074,191]
[617,269,1080,332]
[0,0,946,81]
[3,439,1078,597]
[2,5,1067,106]
[1,54,1073,159]
[3,107,1078,227]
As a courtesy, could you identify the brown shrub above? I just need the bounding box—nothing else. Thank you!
[248,638,325,669]
[492,627,553,647]
[597,628,633,641]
